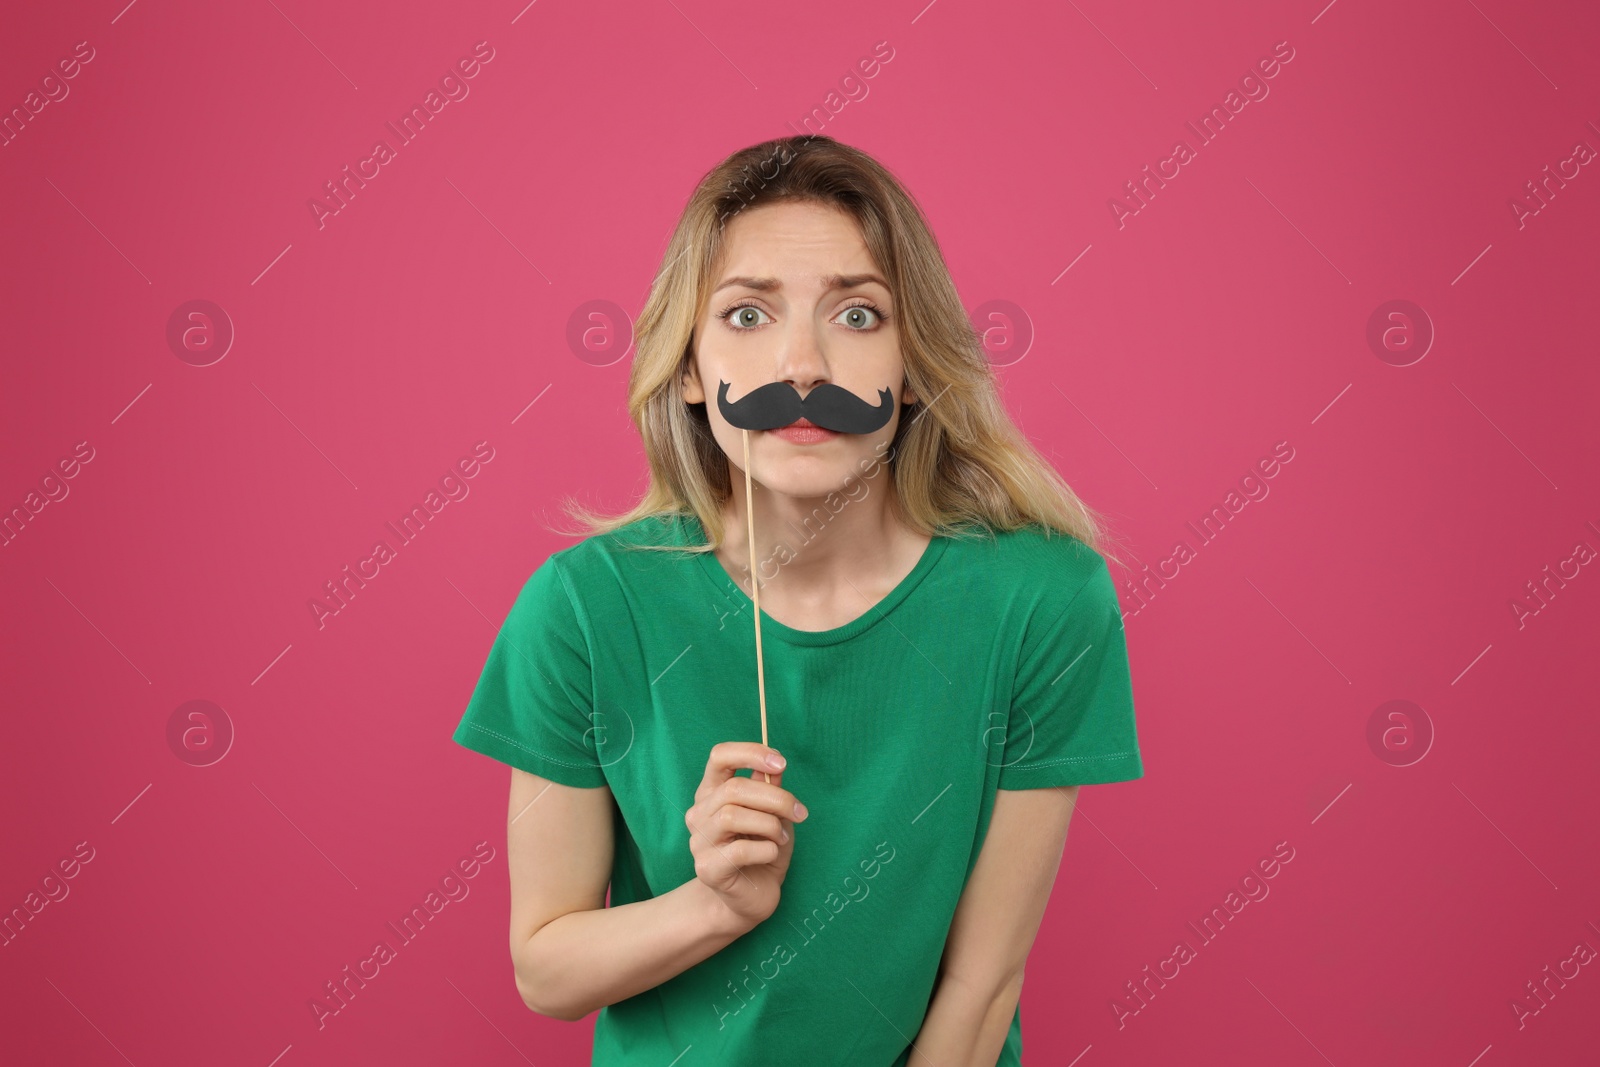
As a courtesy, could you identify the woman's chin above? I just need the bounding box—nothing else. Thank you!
[749,465,867,502]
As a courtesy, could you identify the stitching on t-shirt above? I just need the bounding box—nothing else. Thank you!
[461,722,602,770]
[1009,751,1137,769]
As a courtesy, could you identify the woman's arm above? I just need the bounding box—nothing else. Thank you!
[506,767,751,1020]
[909,785,1079,1066]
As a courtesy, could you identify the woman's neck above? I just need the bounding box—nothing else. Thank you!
[715,472,932,631]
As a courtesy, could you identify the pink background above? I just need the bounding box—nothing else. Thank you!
[3,0,1598,1063]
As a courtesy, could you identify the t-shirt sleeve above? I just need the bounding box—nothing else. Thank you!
[997,551,1144,790]
[451,555,609,789]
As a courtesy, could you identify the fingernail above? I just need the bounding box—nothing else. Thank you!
[793,801,807,819]
[766,752,786,770]
[780,826,789,842]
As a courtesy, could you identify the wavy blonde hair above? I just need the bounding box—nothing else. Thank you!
[557,134,1119,565]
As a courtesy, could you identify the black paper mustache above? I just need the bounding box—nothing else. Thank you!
[716,379,897,434]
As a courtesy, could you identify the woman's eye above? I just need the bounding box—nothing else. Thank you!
[836,305,882,330]
[724,305,771,329]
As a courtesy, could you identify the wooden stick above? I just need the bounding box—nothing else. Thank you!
[742,428,772,785]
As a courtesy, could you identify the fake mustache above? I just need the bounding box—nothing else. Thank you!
[716,379,896,434]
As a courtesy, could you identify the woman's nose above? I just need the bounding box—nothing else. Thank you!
[772,318,830,386]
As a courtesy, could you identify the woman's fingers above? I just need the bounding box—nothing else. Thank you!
[694,836,781,882]
[693,743,805,818]
[684,780,796,846]
[687,742,807,877]
[695,803,788,848]
[699,773,804,829]
[696,741,790,798]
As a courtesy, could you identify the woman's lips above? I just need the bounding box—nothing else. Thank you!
[768,417,840,444]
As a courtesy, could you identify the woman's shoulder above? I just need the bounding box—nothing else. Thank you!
[938,523,1123,638]
[536,511,704,580]
[942,520,1108,582]
[504,513,702,625]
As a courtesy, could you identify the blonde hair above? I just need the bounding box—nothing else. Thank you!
[557,134,1121,565]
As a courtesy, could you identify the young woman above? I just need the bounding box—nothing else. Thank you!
[453,135,1144,1066]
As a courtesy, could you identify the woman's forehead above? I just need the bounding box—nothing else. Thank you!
[714,203,879,277]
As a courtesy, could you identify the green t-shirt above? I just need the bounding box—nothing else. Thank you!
[453,511,1143,1066]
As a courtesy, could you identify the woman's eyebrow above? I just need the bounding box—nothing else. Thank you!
[712,273,889,294]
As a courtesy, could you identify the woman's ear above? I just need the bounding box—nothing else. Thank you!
[681,356,705,404]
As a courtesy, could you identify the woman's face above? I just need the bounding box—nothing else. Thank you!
[683,200,917,502]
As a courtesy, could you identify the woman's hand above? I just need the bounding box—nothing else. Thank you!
[687,741,808,932]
